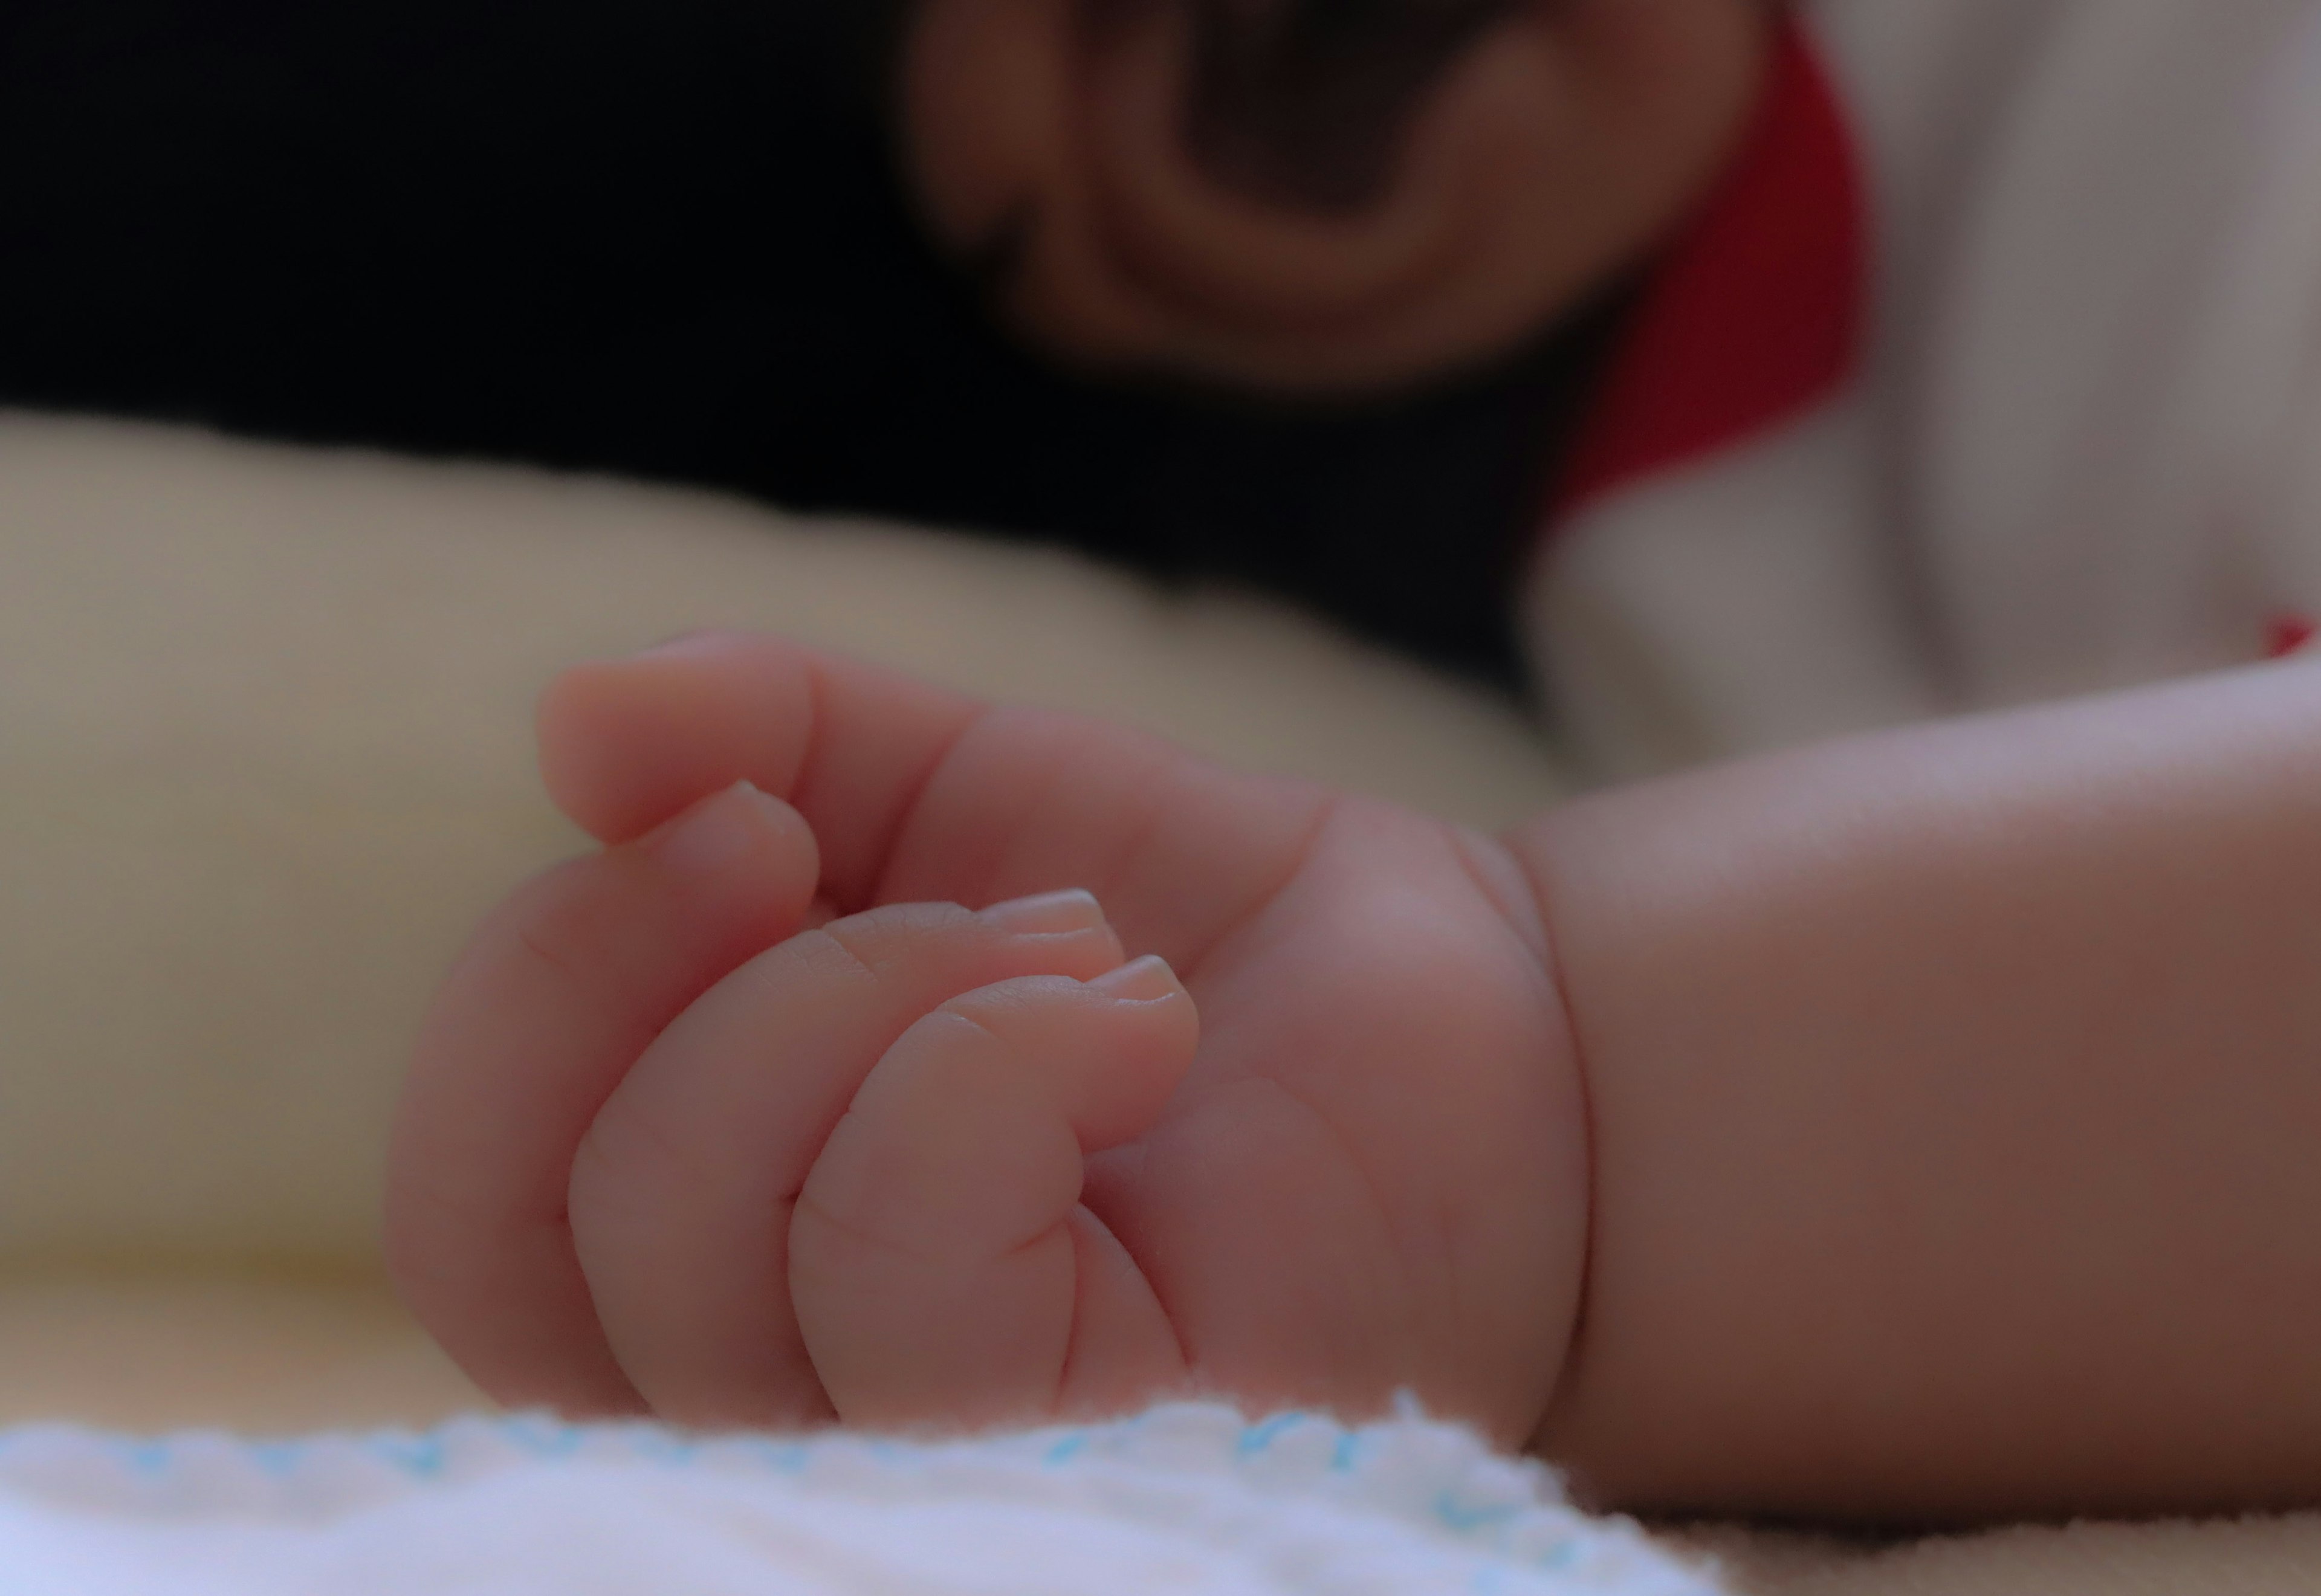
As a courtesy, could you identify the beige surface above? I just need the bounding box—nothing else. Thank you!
[1,412,2315,1591]
[1681,1518,2321,1596]
[0,1274,479,1433]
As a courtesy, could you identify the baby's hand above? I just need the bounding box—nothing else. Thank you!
[513,844,1202,1424]
[388,633,1587,1447]
[779,906,1197,1430]
[578,873,1206,1429]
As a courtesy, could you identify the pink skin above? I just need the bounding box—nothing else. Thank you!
[390,630,2321,1520]
[386,630,1588,1446]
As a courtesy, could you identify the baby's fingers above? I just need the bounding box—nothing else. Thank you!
[566,892,1128,1428]
[792,960,1199,1430]
[386,782,820,1413]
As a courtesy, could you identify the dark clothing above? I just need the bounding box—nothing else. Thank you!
[0,0,1622,693]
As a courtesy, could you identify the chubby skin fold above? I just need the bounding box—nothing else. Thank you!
[387,631,1591,1452]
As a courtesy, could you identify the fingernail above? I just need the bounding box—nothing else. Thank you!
[645,780,780,875]
[978,888,1106,936]
[1087,955,1183,1003]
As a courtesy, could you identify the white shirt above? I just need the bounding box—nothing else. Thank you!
[1523,0,2321,786]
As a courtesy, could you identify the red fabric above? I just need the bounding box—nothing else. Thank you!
[1550,19,1866,521]
[2266,613,2318,659]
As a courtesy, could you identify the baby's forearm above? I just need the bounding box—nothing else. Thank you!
[1506,657,2321,1522]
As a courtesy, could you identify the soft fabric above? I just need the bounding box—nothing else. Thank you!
[0,1403,1715,1596]
[1527,0,2321,783]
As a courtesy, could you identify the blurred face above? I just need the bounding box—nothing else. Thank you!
[899,0,1769,396]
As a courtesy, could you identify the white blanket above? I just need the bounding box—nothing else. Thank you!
[0,1404,1712,1596]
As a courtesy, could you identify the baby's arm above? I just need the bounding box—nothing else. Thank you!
[1512,654,2321,1522]
[393,630,2321,1525]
